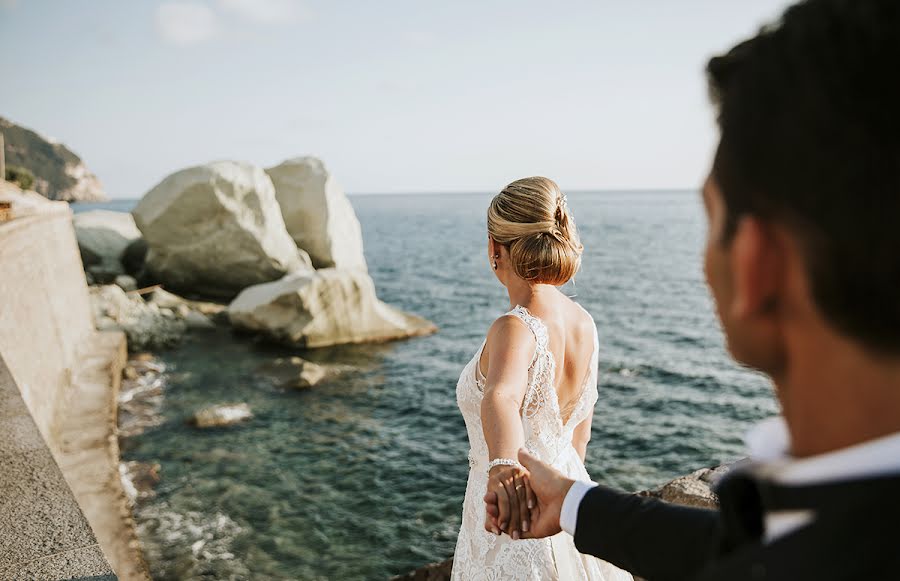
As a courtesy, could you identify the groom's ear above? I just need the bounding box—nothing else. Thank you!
[729,215,782,322]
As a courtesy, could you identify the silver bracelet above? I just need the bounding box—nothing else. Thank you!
[487,457,523,473]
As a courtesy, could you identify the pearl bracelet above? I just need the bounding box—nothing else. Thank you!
[487,458,523,473]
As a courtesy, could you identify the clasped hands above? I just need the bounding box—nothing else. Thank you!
[482,449,576,540]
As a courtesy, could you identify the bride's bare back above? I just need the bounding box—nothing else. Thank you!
[478,294,599,428]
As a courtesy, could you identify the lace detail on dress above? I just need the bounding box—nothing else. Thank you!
[508,306,553,424]
[451,305,632,581]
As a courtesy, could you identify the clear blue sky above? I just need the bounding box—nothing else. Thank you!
[1,0,792,198]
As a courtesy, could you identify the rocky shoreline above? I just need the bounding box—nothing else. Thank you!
[393,464,732,581]
[3,152,438,579]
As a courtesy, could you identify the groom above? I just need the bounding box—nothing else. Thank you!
[485,0,900,579]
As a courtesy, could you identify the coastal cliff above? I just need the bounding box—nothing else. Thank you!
[1,116,106,201]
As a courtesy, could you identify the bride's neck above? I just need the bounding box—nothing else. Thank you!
[506,281,558,311]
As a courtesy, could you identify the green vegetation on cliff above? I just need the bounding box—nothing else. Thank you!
[5,165,35,190]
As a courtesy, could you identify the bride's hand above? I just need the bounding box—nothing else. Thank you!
[485,465,535,539]
[486,448,574,539]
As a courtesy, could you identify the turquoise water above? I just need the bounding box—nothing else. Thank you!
[75,192,776,579]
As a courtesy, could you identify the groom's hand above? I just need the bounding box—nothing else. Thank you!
[484,448,575,539]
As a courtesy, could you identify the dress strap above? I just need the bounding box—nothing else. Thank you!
[505,305,555,419]
[505,305,550,350]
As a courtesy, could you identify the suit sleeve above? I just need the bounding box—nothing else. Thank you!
[573,484,720,581]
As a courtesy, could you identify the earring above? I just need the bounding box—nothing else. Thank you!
[492,253,499,270]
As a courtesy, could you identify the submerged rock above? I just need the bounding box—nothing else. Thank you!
[391,558,454,581]
[256,356,329,389]
[73,210,141,274]
[191,403,253,428]
[132,161,312,298]
[91,284,187,351]
[228,268,437,348]
[266,156,367,270]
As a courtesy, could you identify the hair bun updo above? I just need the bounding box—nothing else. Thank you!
[487,176,583,285]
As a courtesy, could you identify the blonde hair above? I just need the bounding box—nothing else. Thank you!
[487,177,583,285]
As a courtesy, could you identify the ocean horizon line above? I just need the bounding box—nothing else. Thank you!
[85,187,701,203]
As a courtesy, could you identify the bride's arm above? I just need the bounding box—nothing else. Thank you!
[481,315,538,538]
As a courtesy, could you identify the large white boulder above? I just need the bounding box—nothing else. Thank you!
[228,268,437,348]
[265,157,367,270]
[73,210,141,271]
[132,161,311,298]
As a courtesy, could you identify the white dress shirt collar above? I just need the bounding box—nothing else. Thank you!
[744,415,900,484]
[745,415,900,542]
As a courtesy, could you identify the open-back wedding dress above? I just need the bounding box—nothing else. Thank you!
[452,305,633,580]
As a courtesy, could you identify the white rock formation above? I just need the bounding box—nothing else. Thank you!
[62,160,106,202]
[228,268,437,348]
[266,157,367,270]
[132,161,311,297]
[73,210,141,272]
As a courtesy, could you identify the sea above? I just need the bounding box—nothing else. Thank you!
[72,191,776,580]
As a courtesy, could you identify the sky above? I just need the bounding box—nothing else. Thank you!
[0,0,793,198]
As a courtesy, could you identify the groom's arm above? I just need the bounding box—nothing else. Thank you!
[567,483,720,581]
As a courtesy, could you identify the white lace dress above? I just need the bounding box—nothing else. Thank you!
[452,305,633,581]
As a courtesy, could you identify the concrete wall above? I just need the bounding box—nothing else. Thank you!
[0,208,95,449]
[0,206,119,579]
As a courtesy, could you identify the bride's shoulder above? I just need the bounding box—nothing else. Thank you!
[483,311,537,351]
[564,297,596,326]
[566,299,598,342]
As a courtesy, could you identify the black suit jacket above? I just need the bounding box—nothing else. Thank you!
[573,471,900,581]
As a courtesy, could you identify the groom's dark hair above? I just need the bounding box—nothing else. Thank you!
[707,0,900,354]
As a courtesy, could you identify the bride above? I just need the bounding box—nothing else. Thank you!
[452,177,632,580]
